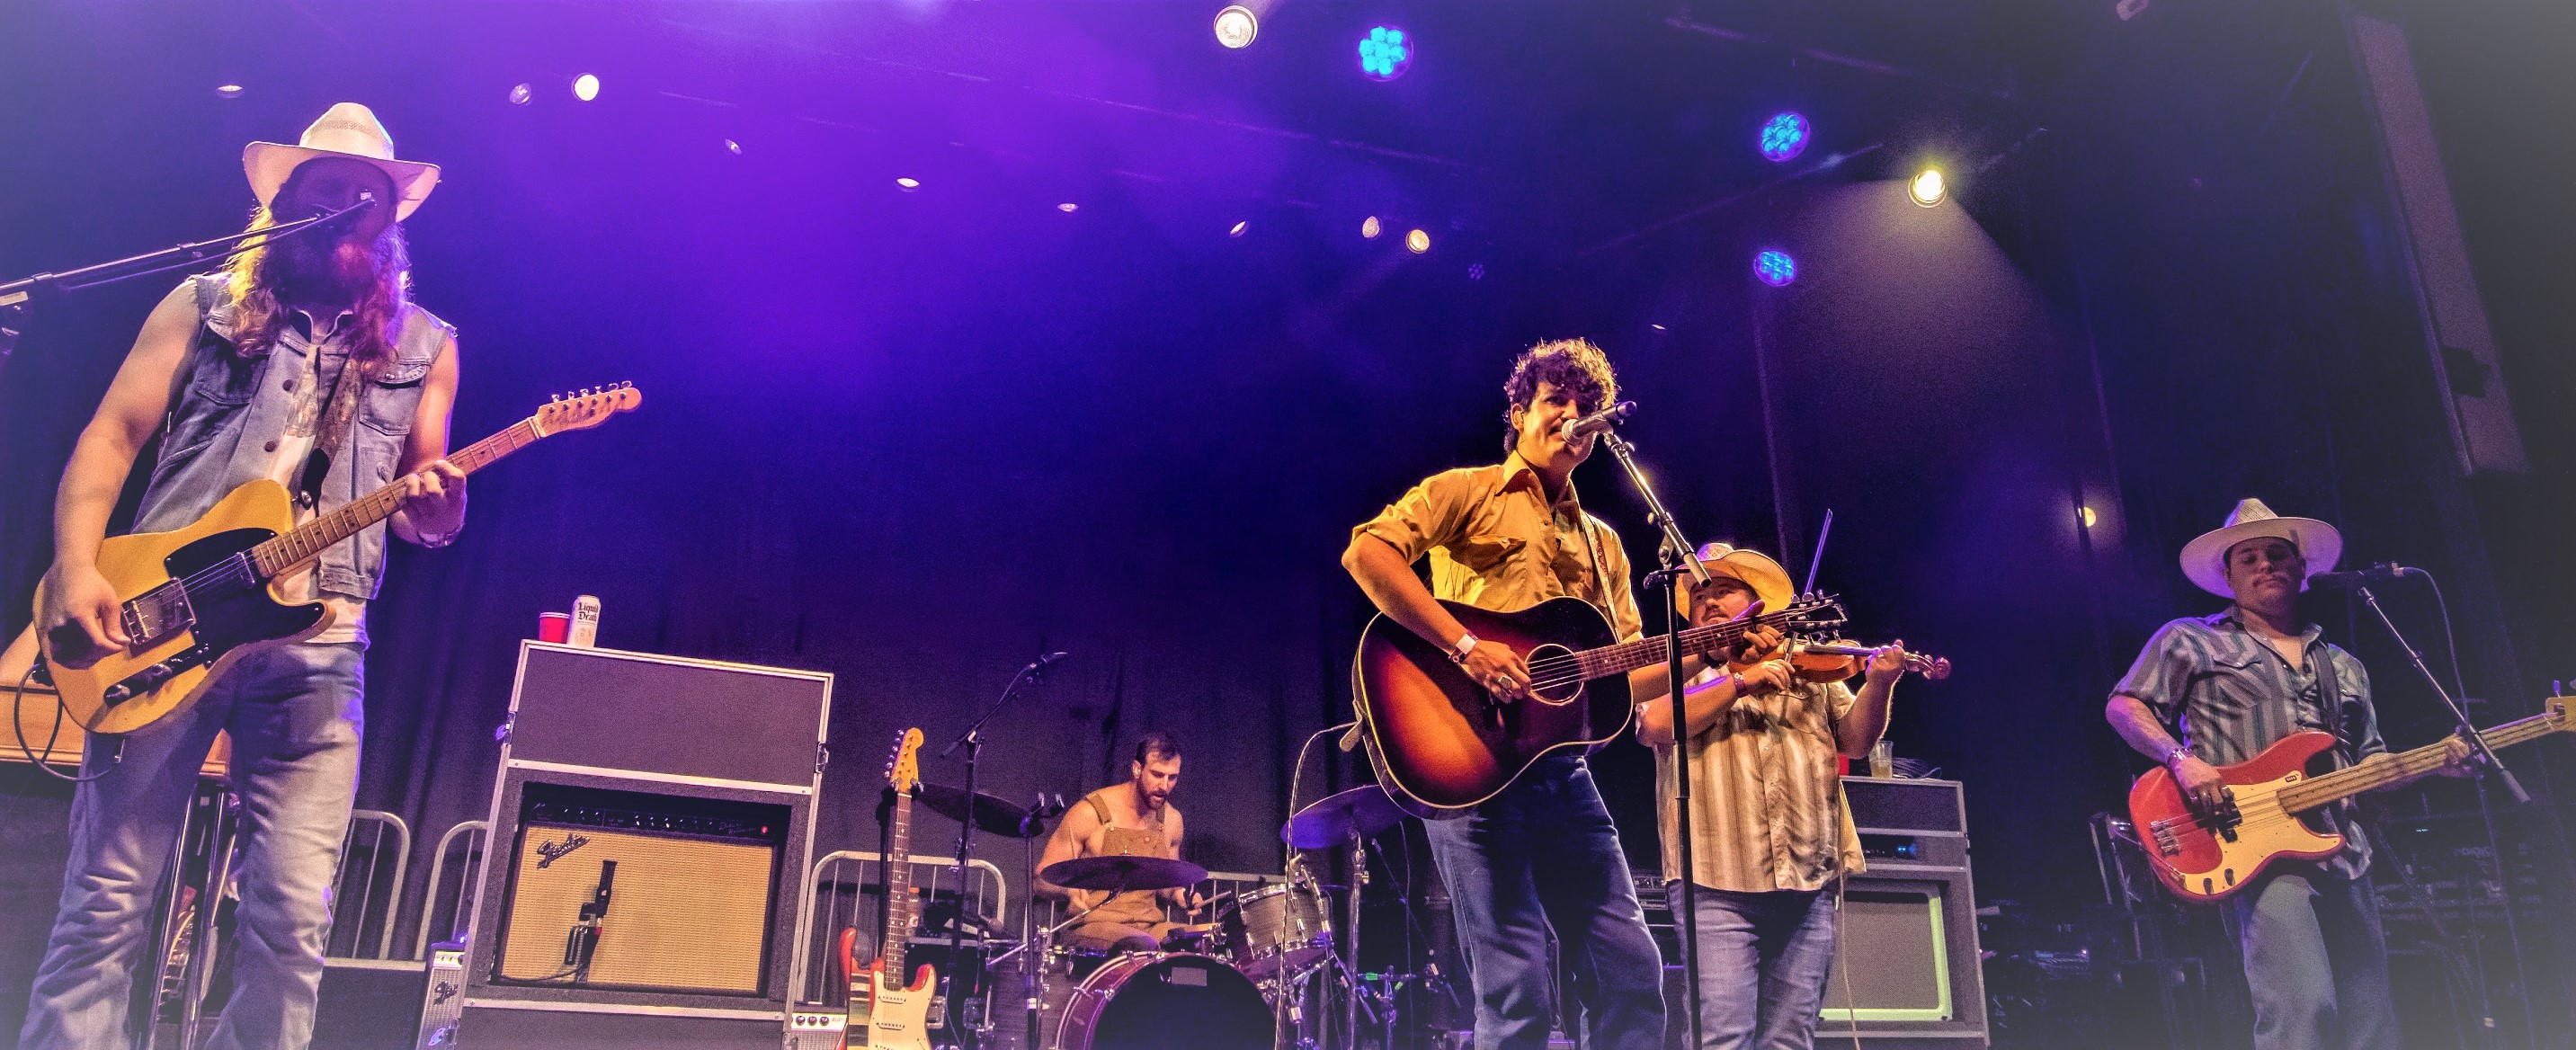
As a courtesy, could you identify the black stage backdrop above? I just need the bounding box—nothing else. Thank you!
[4,1,2572,1046]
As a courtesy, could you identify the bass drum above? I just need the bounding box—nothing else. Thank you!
[1054,952,1273,1050]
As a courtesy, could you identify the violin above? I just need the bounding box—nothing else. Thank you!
[1729,638,1952,684]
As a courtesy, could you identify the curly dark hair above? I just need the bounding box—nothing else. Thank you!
[1500,338,1618,451]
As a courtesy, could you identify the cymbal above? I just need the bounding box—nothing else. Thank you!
[1041,854,1208,893]
[910,782,1048,839]
[1281,785,1408,849]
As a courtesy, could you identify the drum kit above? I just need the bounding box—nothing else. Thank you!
[906,780,1414,1050]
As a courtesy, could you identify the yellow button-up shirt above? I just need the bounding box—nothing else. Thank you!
[1351,453,1642,644]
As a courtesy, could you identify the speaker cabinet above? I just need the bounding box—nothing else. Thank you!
[455,643,831,1046]
[1819,777,1991,1049]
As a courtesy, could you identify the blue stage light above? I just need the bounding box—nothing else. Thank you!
[1753,249,1796,287]
[1759,111,1809,163]
[1359,26,1413,81]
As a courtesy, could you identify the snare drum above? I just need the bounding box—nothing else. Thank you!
[1214,883,1333,980]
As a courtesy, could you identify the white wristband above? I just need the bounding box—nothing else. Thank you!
[1450,631,1480,664]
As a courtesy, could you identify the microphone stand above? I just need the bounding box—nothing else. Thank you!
[938,654,1056,1045]
[2349,580,2526,803]
[0,200,373,372]
[1595,427,1713,1050]
[2346,575,2535,1041]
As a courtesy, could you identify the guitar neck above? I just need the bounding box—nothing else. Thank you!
[881,791,914,976]
[247,418,540,578]
[2277,709,2563,813]
[1573,611,1796,680]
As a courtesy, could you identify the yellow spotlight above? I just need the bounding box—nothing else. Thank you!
[1360,216,1382,239]
[2079,505,2099,529]
[1405,228,1431,254]
[1910,168,1946,207]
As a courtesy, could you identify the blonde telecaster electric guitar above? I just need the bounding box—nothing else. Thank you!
[31,385,641,734]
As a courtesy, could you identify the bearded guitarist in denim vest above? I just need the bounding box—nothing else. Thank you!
[22,103,466,1050]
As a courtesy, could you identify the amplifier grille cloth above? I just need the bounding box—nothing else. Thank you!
[498,823,775,993]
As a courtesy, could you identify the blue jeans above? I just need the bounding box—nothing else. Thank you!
[20,643,365,1050]
[2226,868,2401,1050]
[1662,883,1837,1050]
[1421,756,1664,1050]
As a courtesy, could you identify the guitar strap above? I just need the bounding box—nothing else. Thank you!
[294,347,373,510]
[2310,641,2358,770]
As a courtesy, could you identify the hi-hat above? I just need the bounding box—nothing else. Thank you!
[1281,785,1407,849]
[1041,855,1208,893]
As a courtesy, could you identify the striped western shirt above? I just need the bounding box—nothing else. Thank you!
[2112,610,2386,877]
[1653,671,1867,893]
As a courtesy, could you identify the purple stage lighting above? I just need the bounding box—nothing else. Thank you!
[1753,249,1796,287]
[1359,26,1412,81]
[1759,111,1809,162]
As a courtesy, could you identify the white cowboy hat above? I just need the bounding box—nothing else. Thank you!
[242,102,439,221]
[1674,542,1796,615]
[2179,498,2342,599]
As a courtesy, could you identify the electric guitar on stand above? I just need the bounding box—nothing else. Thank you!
[2128,697,2572,903]
[842,728,934,1050]
[30,384,641,734]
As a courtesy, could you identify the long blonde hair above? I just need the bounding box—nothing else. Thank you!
[219,203,410,371]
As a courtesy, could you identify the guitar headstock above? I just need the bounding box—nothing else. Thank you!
[1777,594,1849,637]
[884,727,924,793]
[2546,697,2572,734]
[530,382,643,437]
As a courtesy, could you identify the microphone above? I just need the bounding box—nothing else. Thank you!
[2309,563,2410,590]
[1558,401,1636,443]
[317,194,379,227]
[1024,651,1070,677]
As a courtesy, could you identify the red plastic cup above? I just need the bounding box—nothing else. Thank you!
[537,612,571,644]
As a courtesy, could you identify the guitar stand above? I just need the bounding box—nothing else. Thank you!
[143,773,239,1050]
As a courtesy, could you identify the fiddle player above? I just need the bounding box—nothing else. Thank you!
[1636,543,1908,1050]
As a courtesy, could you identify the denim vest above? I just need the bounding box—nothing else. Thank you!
[131,274,454,601]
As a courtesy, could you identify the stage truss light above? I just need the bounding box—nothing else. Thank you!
[1758,111,1808,162]
[1229,220,1249,237]
[724,138,743,156]
[572,74,601,102]
[1910,168,1946,207]
[896,177,922,191]
[1359,26,1412,81]
[1360,216,1382,239]
[1214,5,1259,49]
[1405,228,1431,254]
[1057,202,1080,213]
[216,84,245,100]
[1753,249,1796,287]
[508,83,534,106]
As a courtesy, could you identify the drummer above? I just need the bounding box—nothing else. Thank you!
[1035,732,1208,952]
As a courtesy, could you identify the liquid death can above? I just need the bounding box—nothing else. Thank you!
[569,595,601,648]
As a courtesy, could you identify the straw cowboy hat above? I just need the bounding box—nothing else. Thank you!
[1674,541,1796,615]
[2179,498,2342,599]
[243,102,440,221]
